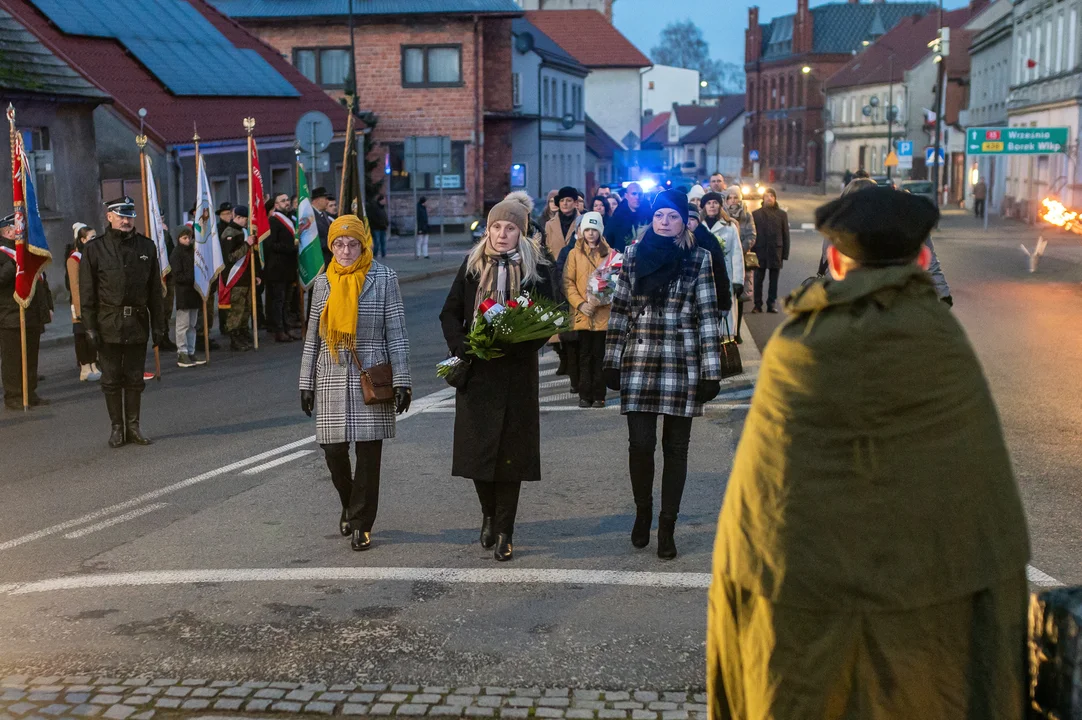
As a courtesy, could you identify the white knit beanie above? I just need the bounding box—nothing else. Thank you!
[580,211,604,238]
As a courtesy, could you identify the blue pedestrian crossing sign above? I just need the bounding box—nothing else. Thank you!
[925,146,945,166]
[749,150,759,161]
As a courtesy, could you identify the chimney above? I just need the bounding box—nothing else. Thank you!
[848,0,859,4]
[746,6,762,64]
[604,0,614,24]
[793,0,813,53]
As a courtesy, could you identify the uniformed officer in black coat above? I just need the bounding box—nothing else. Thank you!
[0,213,53,410]
[79,197,166,448]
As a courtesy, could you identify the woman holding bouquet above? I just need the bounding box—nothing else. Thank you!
[604,190,723,560]
[299,215,413,552]
[439,192,555,562]
[564,211,612,408]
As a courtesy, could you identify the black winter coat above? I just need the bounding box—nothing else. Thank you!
[417,203,430,234]
[693,225,733,313]
[169,243,201,310]
[79,228,165,345]
[0,240,52,329]
[606,199,649,252]
[367,201,389,231]
[439,256,555,484]
[751,206,790,269]
[263,215,298,284]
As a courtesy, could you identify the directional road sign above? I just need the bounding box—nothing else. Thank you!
[966,126,1069,155]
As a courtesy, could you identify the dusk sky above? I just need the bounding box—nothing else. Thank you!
[612,0,971,68]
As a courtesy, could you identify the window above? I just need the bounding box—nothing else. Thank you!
[543,78,550,115]
[1071,8,1078,72]
[388,141,466,191]
[401,45,462,87]
[293,47,351,88]
[236,176,249,208]
[562,81,568,117]
[699,148,706,170]
[20,128,56,211]
[270,165,293,196]
[512,72,522,108]
[211,177,230,205]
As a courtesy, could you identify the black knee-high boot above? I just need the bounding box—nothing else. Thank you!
[629,450,654,548]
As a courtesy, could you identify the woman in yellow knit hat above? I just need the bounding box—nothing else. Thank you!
[299,215,412,552]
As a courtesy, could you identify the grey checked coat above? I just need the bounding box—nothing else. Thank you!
[604,244,722,417]
[299,263,411,444]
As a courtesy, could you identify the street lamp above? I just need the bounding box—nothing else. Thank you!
[803,65,830,194]
[700,80,708,88]
[801,65,811,74]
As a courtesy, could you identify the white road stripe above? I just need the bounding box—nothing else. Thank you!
[0,567,713,596]
[63,504,169,539]
[1027,564,1064,587]
[241,450,315,475]
[0,436,315,552]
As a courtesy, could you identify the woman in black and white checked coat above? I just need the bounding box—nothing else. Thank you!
[299,215,412,552]
[603,189,722,560]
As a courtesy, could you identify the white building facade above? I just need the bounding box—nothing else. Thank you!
[967,6,1013,215]
[1005,0,1082,219]
[641,65,701,116]
[826,82,907,190]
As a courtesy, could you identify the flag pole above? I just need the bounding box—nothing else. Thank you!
[136,126,161,381]
[8,104,28,411]
[244,117,259,349]
[339,96,355,209]
[296,148,306,337]
[194,124,209,364]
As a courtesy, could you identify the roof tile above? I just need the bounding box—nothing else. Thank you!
[524,10,650,69]
[208,0,522,18]
[0,8,108,99]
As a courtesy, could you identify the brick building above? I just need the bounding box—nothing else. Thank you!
[744,0,934,186]
[211,0,523,230]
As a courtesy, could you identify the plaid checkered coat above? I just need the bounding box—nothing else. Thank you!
[604,243,722,417]
[298,262,411,444]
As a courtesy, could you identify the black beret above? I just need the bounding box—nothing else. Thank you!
[233,205,249,218]
[217,202,233,214]
[651,189,688,224]
[310,186,329,200]
[556,186,578,202]
[815,187,939,266]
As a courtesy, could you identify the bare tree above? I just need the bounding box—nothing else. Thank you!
[651,21,745,94]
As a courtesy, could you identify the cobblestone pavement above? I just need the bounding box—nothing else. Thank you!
[0,676,708,720]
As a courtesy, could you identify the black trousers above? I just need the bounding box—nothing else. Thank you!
[265,281,290,333]
[753,267,780,309]
[473,480,522,537]
[627,412,693,520]
[322,440,383,532]
[98,342,147,396]
[974,198,986,217]
[576,330,607,402]
[0,326,40,404]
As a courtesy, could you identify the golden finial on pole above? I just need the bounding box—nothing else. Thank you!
[243,117,259,348]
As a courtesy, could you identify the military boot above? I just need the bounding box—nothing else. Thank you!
[106,393,126,448]
[124,391,152,446]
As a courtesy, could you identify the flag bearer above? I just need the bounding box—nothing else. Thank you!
[0,213,52,410]
[80,197,166,447]
[219,205,252,351]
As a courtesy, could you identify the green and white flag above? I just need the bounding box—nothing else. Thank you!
[296,164,323,288]
[193,154,224,300]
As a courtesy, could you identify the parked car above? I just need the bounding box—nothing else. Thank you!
[901,180,936,205]
[738,178,767,199]
[871,175,898,190]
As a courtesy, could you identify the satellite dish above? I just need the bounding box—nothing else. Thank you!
[515,32,535,55]
[562,113,576,130]
[295,111,333,154]
[824,129,835,143]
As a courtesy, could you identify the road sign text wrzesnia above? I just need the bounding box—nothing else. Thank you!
[967,127,1069,155]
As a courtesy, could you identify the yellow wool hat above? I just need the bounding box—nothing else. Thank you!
[328,214,371,246]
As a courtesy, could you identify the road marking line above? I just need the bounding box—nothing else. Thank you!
[0,567,713,596]
[0,436,315,553]
[241,450,315,475]
[63,504,169,539]
[1027,564,1064,587]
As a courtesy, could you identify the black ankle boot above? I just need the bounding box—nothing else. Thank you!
[351,529,372,551]
[106,394,126,448]
[124,391,152,446]
[339,509,351,537]
[494,533,513,561]
[631,505,652,548]
[657,515,677,560]
[480,515,496,549]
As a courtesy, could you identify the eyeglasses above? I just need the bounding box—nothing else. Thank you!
[331,241,361,251]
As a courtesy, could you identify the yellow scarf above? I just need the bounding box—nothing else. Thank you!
[320,252,372,359]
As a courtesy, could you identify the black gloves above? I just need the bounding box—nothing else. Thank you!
[153,329,167,348]
[85,328,99,354]
[300,390,314,417]
[605,368,621,392]
[394,386,412,415]
[732,284,744,298]
[942,295,954,308]
[697,379,721,403]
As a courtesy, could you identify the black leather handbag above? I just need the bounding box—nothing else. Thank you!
[719,315,743,379]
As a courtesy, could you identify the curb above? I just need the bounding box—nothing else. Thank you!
[38,266,462,351]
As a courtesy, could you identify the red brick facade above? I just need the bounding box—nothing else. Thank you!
[242,16,514,226]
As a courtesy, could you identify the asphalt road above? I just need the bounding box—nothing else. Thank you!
[1,200,1079,690]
